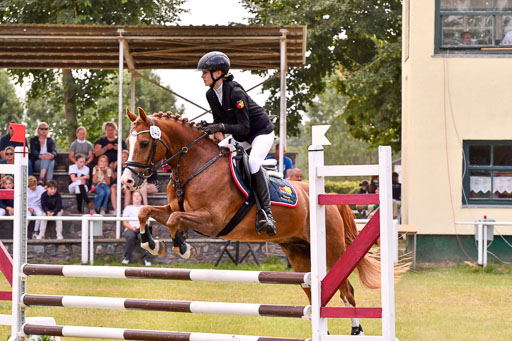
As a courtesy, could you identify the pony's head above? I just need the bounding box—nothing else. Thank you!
[121,107,171,191]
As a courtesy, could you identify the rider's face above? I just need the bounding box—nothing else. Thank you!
[201,70,223,87]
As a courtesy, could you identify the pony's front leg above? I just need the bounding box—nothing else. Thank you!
[167,209,214,259]
[138,204,173,256]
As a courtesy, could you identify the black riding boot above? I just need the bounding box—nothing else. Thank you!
[253,168,276,236]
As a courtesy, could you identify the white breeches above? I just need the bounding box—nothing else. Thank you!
[219,131,275,174]
[69,180,88,194]
[27,206,44,231]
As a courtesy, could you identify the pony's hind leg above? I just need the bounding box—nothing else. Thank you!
[340,280,364,336]
[138,204,172,256]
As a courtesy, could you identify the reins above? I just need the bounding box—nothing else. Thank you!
[126,117,229,211]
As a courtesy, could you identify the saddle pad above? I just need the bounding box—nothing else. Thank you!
[230,153,298,207]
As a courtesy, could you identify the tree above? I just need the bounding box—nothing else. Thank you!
[25,70,184,150]
[0,71,23,126]
[287,77,378,175]
[242,0,402,151]
[1,0,186,143]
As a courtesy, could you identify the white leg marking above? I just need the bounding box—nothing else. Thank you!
[344,296,361,329]
[141,241,160,256]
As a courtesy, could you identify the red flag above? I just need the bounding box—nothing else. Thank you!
[9,123,25,143]
[9,123,26,155]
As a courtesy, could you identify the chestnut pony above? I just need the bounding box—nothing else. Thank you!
[121,108,380,334]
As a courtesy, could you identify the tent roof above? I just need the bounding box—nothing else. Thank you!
[0,24,306,70]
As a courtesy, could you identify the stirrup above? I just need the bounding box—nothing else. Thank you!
[255,209,277,236]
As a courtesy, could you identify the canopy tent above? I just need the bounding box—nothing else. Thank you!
[0,24,307,237]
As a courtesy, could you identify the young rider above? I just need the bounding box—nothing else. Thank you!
[197,51,276,236]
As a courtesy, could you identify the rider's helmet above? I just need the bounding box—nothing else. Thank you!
[197,51,230,74]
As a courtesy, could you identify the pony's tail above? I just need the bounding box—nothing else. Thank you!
[338,205,381,290]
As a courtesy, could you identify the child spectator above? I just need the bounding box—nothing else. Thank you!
[121,191,151,266]
[0,175,14,216]
[38,180,63,240]
[92,155,112,215]
[27,176,46,239]
[68,153,94,213]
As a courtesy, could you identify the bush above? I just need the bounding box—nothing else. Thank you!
[324,180,360,194]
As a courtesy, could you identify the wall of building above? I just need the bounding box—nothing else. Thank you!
[402,1,512,237]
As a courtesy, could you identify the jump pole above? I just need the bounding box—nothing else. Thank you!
[308,131,396,340]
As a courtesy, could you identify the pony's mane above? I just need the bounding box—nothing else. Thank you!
[150,111,204,132]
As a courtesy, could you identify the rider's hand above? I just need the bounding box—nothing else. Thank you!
[206,123,224,134]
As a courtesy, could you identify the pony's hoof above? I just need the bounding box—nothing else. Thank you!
[173,243,197,259]
[351,325,364,335]
[157,241,167,256]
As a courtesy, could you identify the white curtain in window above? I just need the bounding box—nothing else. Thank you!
[470,176,491,193]
[493,176,512,193]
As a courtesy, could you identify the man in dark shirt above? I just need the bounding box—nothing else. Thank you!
[0,121,31,174]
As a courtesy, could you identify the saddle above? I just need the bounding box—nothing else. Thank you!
[216,145,298,237]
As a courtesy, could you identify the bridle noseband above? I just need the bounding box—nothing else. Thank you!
[125,117,228,211]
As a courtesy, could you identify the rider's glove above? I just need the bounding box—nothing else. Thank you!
[206,123,224,134]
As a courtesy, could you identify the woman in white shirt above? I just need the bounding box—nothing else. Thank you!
[121,191,151,266]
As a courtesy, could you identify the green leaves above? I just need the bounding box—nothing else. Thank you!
[243,0,402,150]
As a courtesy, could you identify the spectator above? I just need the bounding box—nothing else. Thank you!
[357,180,369,194]
[356,180,370,218]
[69,126,94,171]
[29,122,57,185]
[460,31,473,45]
[68,153,94,214]
[369,175,379,194]
[392,172,401,201]
[267,142,293,178]
[37,180,63,240]
[121,190,151,266]
[27,176,46,239]
[0,146,15,182]
[285,168,303,181]
[92,155,112,215]
[95,122,128,214]
[94,121,128,170]
[0,175,14,216]
[0,121,32,174]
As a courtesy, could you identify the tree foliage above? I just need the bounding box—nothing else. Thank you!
[0,71,23,124]
[242,0,402,150]
[25,70,183,150]
[288,78,378,176]
[0,0,186,144]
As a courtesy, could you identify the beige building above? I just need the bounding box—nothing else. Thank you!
[402,0,512,261]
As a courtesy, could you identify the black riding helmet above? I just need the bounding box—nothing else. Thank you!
[197,51,230,88]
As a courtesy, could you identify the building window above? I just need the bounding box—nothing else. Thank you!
[463,140,512,205]
[436,0,512,54]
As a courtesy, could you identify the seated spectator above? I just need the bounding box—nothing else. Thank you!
[285,168,303,181]
[356,180,370,218]
[121,191,152,266]
[37,180,63,240]
[0,146,15,183]
[0,175,14,216]
[92,155,112,215]
[69,126,94,172]
[68,153,94,214]
[267,142,293,178]
[0,121,32,174]
[29,122,57,185]
[94,122,128,214]
[27,176,46,239]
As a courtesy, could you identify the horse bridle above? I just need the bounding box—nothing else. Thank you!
[125,117,228,211]
[125,117,172,181]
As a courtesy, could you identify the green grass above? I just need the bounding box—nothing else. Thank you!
[0,259,511,340]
